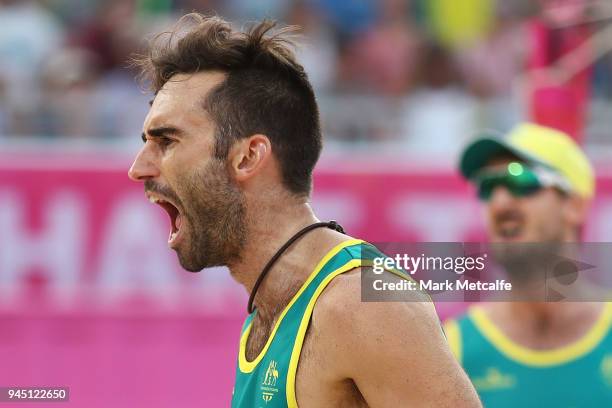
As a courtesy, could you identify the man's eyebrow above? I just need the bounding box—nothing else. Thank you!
[141,126,184,142]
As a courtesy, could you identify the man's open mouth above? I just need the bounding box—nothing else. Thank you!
[494,217,524,241]
[148,194,183,247]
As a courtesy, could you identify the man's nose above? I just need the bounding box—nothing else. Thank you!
[128,144,160,181]
[488,185,516,211]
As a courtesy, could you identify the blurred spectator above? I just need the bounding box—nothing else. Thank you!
[315,0,377,39]
[6,0,153,140]
[44,0,101,26]
[457,9,526,100]
[423,0,495,49]
[399,42,477,156]
[338,0,421,95]
[456,5,528,131]
[68,0,139,73]
[287,1,337,92]
[35,47,99,138]
[0,0,63,136]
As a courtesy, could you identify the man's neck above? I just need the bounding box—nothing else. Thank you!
[509,301,571,326]
[487,301,604,349]
[227,195,347,323]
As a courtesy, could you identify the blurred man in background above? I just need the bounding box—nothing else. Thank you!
[128,13,480,407]
[445,123,612,406]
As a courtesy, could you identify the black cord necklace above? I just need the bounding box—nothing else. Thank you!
[247,220,345,314]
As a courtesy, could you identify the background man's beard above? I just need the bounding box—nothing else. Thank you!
[492,239,565,286]
[176,160,246,272]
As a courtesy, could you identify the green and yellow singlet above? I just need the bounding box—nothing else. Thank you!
[231,239,381,408]
[444,303,612,407]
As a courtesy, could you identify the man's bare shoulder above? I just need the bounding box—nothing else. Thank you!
[306,267,482,406]
[313,266,434,326]
[310,267,441,359]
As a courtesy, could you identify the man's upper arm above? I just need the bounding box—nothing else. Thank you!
[316,268,481,407]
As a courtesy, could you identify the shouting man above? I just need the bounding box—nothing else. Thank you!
[129,14,480,407]
[446,123,611,406]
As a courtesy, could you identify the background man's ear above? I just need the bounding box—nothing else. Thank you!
[564,194,590,232]
[229,134,272,182]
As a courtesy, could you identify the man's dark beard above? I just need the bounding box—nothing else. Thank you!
[490,209,567,286]
[179,159,246,271]
[492,241,565,287]
[146,159,246,272]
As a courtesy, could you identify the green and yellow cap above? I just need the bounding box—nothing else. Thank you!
[459,123,595,198]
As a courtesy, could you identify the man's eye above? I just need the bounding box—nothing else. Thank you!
[158,137,174,147]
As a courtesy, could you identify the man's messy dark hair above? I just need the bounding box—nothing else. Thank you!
[134,13,321,196]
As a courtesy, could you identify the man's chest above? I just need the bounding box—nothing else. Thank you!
[242,318,367,407]
[292,325,367,407]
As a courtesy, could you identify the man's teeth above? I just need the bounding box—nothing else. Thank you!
[148,196,164,204]
[499,225,520,237]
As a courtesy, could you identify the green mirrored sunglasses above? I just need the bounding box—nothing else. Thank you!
[473,162,571,201]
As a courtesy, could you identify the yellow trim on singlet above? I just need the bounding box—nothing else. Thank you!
[238,239,364,374]
[443,319,462,364]
[469,302,612,367]
[285,260,426,407]
[359,259,431,302]
[286,258,362,408]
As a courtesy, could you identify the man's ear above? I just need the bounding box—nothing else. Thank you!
[564,194,590,232]
[229,134,272,182]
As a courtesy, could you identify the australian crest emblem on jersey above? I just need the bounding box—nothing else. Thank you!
[261,360,280,403]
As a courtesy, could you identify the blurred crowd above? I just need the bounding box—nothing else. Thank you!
[0,0,611,156]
